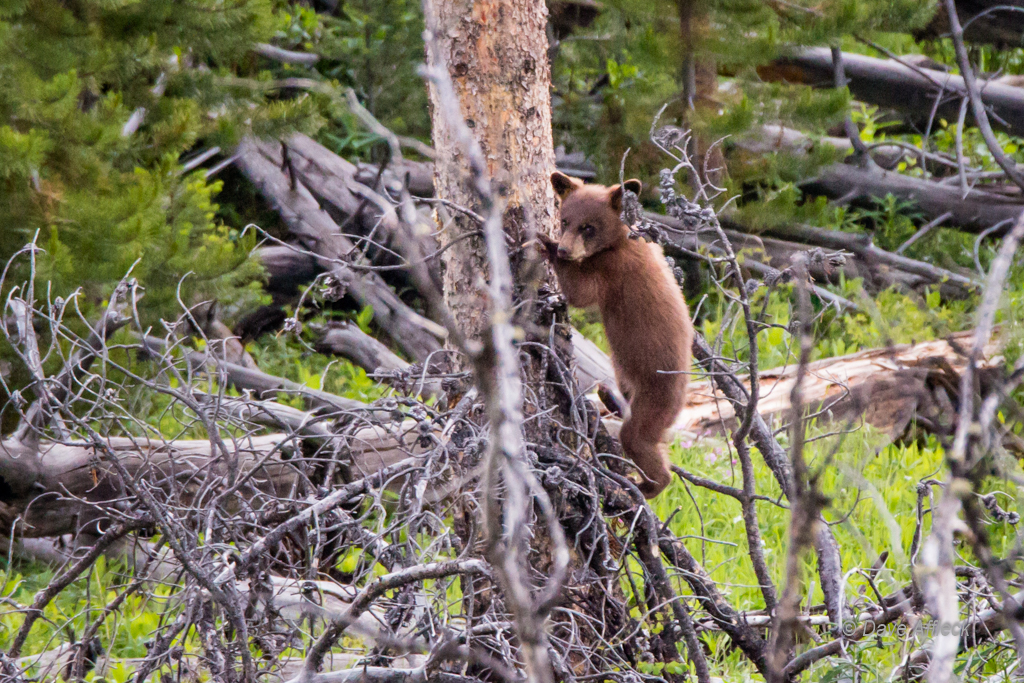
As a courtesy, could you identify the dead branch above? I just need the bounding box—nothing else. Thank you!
[234,138,446,362]
[254,43,320,65]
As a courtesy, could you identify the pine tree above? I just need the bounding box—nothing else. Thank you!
[550,0,936,213]
[0,0,321,320]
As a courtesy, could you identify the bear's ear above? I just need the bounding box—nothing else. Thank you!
[609,178,643,212]
[551,171,582,199]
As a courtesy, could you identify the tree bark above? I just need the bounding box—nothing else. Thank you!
[425,0,559,345]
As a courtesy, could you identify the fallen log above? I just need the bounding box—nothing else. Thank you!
[235,138,446,362]
[651,215,862,306]
[0,432,300,537]
[1,331,1003,552]
[236,139,993,442]
[354,156,436,198]
[713,215,981,292]
[6,554,395,677]
[254,43,320,66]
[315,322,408,374]
[271,135,981,291]
[801,162,1023,235]
[280,134,445,304]
[139,335,371,416]
[250,131,983,312]
[591,330,1003,443]
[674,331,1003,439]
[0,412,435,538]
[733,124,905,170]
[258,245,323,296]
[185,301,258,369]
[917,0,1024,48]
[282,135,444,283]
[570,328,630,417]
[350,144,596,199]
[561,324,1004,448]
[761,46,1024,136]
[13,643,426,683]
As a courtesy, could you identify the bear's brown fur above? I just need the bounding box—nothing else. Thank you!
[541,172,693,498]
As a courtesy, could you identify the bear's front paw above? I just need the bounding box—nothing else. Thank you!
[530,233,560,261]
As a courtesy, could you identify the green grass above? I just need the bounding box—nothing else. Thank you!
[649,426,1022,681]
[0,556,170,667]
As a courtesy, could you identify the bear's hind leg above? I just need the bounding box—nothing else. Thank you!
[619,395,673,498]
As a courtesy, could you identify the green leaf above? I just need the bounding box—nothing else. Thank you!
[356,304,374,333]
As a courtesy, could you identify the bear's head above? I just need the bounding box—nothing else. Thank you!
[550,171,641,261]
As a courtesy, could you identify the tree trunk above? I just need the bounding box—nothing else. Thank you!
[425,0,559,345]
[678,0,726,186]
[423,8,653,683]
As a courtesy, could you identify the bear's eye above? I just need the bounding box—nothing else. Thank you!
[580,223,596,238]
[561,219,568,228]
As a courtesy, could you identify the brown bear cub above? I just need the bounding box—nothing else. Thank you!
[540,172,693,498]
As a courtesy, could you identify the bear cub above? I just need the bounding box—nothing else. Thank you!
[540,172,693,498]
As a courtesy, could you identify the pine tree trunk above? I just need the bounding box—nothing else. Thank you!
[678,0,726,186]
[425,0,559,345]
[422,9,624,682]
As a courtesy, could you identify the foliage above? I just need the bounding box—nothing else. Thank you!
[0,556,168,661]
[249,325,389,404]
[551,0,683,182]
[0,0,321,323]
[270,0,430,160]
